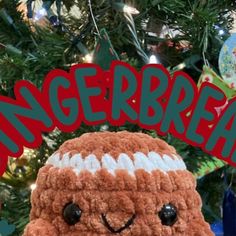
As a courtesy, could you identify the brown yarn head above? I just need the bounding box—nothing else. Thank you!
[23,131,213,236]
[58,131,177,159]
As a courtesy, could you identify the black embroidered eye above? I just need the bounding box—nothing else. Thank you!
[158,203,177,226]
[63,202,82,225]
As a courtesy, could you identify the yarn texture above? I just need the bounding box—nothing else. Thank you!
[23,131,213,236]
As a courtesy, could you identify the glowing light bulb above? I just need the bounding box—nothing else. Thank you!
[30,183,37,191]
[218,29,225,35]
[123,5,140,14]
[149,55,160,64]
[100,124,109,131]
[84,54,93,63]
[34,16,40,21]
[39,8,47,15]
[177,62,186,70]
[214,25,225,36]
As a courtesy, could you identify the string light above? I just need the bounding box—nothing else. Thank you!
[30,183,37,191]
[214,25,226,36]
[218,29,225,36]
[123,5,140,15]
[149,54,160,64]
[176,62,186,70]
[112,2,140,15]
[33,8,47,21]
[75,42,92,63]
[100,124,109,131]
[84,54,93,63]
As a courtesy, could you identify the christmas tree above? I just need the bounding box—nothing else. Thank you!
[0,0,235,235]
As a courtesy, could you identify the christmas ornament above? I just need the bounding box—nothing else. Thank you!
[93,28,119,70]
[7,148,37,178]
[198,66,236,117]
[193,156,226,179]
[198,66,236,99]
[23,131,213,235]
[219,33,236,87]
[0,219,15,236]
[210,221,223,236]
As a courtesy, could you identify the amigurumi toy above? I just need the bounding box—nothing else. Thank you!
[23,131,213,236]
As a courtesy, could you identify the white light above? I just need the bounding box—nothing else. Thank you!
[84,54,93,63]
[149,55,159,64]
[39,8,47,16]
[100,124,109,131]
[123,5,140,15]
[33,8,47,21]
[34,16,39,21]
[218,29,225,35]
[30,183,37,191]
[178,62,186,70]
